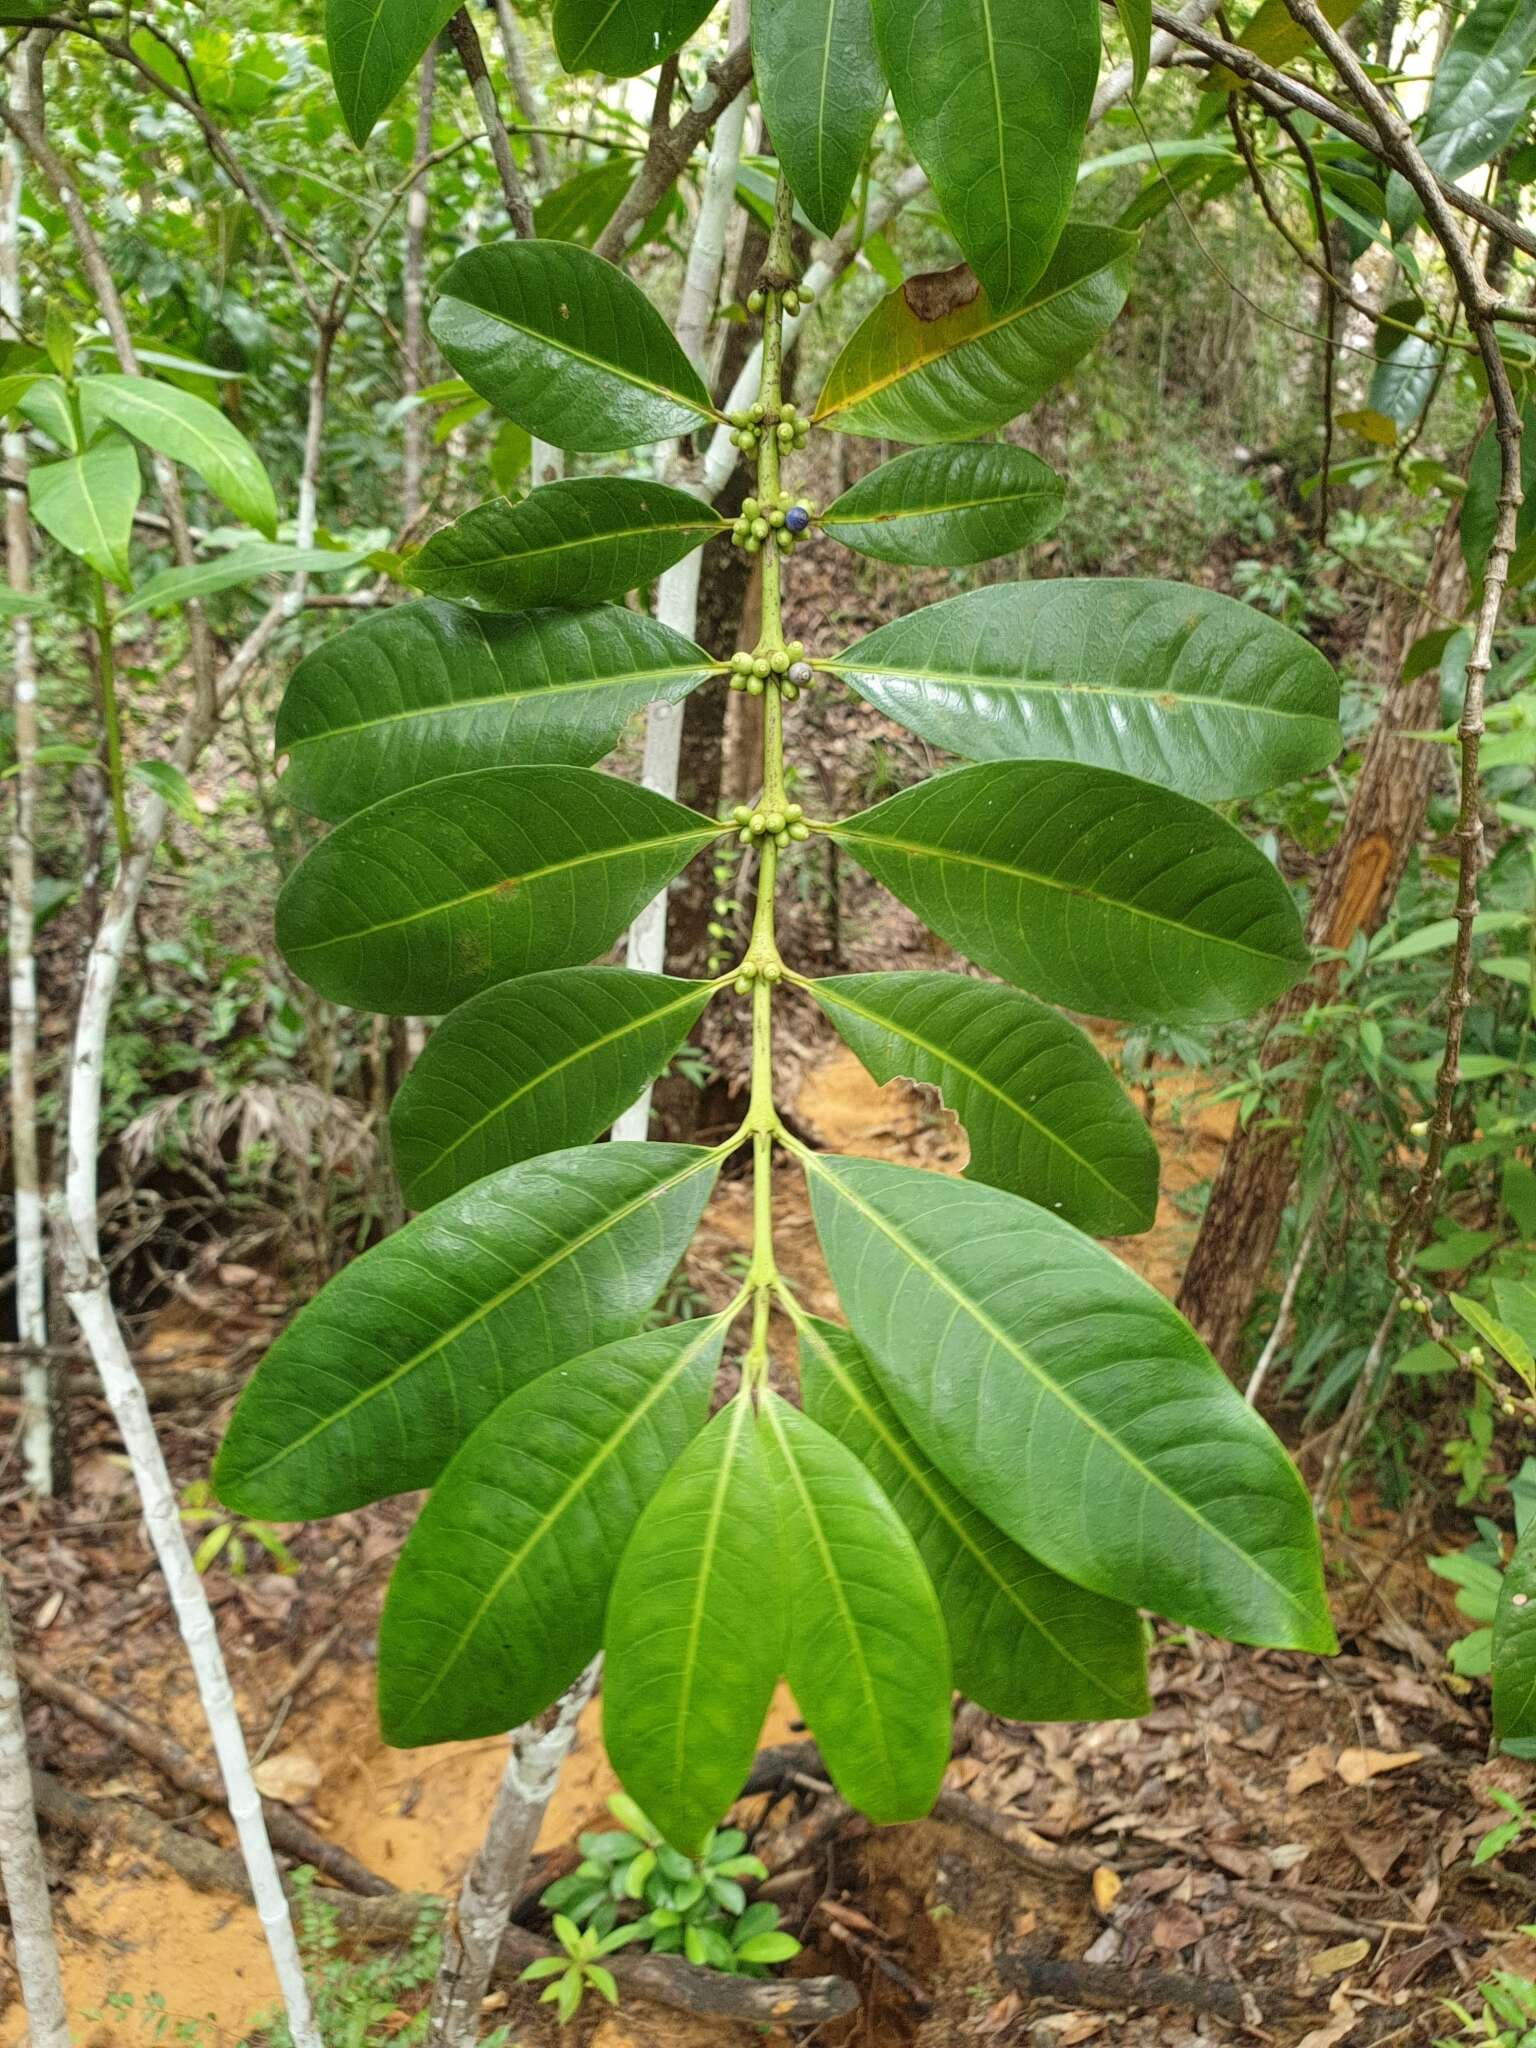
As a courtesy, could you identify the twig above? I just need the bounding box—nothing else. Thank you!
[448,7,533,237]
[1246,1202,1323,1405]
[998,1945,1316,2023]
[0,1584,69,2047]
[592,37,754,263]
[933,1789,1103,1881]
[16,1651,393,1898]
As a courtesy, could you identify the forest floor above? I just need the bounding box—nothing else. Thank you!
[3,1031,1530,2048]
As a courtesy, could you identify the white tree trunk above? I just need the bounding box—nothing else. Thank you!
[0,1576,71,2048]
[427,1665,599,2047]
[2,40,54,1497]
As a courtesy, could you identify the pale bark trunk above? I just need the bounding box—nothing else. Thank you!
[427,1666,598,2047]
[490,0,552,190]
[1177,509,1468,1367]
[0,1578,71,2048]
[2,38,57,1497]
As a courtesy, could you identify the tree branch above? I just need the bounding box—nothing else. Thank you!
[592,37,754,263]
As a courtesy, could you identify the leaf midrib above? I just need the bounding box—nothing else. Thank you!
[397,1318,723,1737]
[796,1317,1132,1710]
[671,1398,752,1804]
[421,511,721,577]
[445,283,718,424]
[824,484,1056,528]
[808,980,1129,1212]
[234,1147,721,1484]
[830,820,1298,969]
[289,822,721,956]
[802,1152,1315,1633]
[823,658,1330,728]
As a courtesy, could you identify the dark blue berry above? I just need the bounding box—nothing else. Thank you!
[784,505,810,535]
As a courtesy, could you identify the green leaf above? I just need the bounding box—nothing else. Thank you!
[1388,0,1536,238]
[1462,401,1536,590]
[214,1141,720,1517]
[277,600,718,822]
[760,1392,950,1823]
[807,971,1157,1235]
[120,544,366,615]
[752,0,886,236]
[604,1399,785,1854]
[275,765,720,1015]
[378,1316,726,1745]
[391,967,716,1208]
[802,1150,1336,1652]
[832,759,1310,1026]
[1114,0,1151,93]
[1202,0,1362,93]
[1495,1522,1536,1740]
[79,375,277,537]
[430,241,718,453]
[553,0,714,76]
[324,0,458,142]
[734,1931,800,1964]
[1374,910,1528,964]
[815,225,1136,443]
[820,444,1063,568]
[14,376,78,451]
[821,579,1340,800]
[411,479,722,612]
[869,0,1100,310]
[0,589,48,618]
[129,759,201,825]
[796,1314,1148,1720]
[1450,1291,1536,1392]
[27,434,140,583]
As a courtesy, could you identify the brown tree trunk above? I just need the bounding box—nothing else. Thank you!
[1176,507,1467,1367]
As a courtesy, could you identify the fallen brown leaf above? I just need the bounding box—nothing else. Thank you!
[1308,1938,1371,1979]
[1090,1866,1121,1916]
[1287,1745,1335,1796]
[1336,1748,1421,1787]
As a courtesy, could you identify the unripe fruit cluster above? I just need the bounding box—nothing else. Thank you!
[725,401,812,463]
[732,957,785,996]
[727,640,810,697]
[729,801,810,850]
[730,487,815,557]
[746,284,814,317]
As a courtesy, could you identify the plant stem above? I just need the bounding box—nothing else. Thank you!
[0,1577,70,2048]
[739,172,798,1387]
[90,571,131,861]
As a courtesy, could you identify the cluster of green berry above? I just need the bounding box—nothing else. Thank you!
[725,642,813,697]
[728,801,810,850]
[745,284,813,317]
[728,489,815,556]
[724,403,813,463]
[729,957,783,998]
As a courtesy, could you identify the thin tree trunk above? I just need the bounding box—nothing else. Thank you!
[490,0,551,189]
[1177,509,1467,1367]
[401,45,436,532]
[2,37,59,1498]
[427,1666,598,2047]
[0,1578,70,2047]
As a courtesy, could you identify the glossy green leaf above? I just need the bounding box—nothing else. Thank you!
[553,0,714,76]
[1388,0,1536,238]
[760,1391,951,1822]
[15,376,77,451]
[391,967,716,1208]
[820,445,1063,568]
[275,765,720,1014]
[870,0,1099,310]
[752,0,886,236]
[411,478,722,612]
[1114,0,1151,92]
[27,433,140,583]
[214,1141,720,1517]
[795,1313,1148,1720]
[802,1150,1336,1652]
[277,601,718,822]
[324,0,458,142]
[121,544,366,615]
[808,971,1156,1234]
[1463,401,1536,590]
[604,1399,785,1853]
[815,225,1136,443]
[832,760,1310,1025]
[430,241,717,453]
[821,579,1340,800]
[379,1316,727,1746]
[1494,1522,1536,1739]
[80,375,277,537]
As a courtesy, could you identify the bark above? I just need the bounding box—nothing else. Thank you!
[1177,509,1468,1367]
[0,1582,70,2048]
[448,7,533,238]
[490,0,551,189]
[427,1666,598,2046]
[2,37,60,1497]
[400,46,436,531]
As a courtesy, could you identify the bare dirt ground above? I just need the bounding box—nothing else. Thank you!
[2,1029,1525,2048]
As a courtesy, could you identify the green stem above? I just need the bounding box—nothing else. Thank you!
[90,570,131,861]
[739,170,799,1391]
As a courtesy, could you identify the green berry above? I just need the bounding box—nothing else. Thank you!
[762,961,782,983]
[799,285,815,303]
[787,641,804,661]
[731,804,752,824]
[769,650,789,673]
[751,517,769,539]
[752,656,771,678]
[749,812,766,835]
[775,829,791,848]
[746,674,764,694]
[765,810,785,834]
[780,682,798,700]
[775,529,794,551]
[785,802,803,822]
[743,536,760,554]
[734,975,751,995]
[738,828,753,844]
[742,497,759,519]
[747,288,763,313]
[790,821,810,840]
[749,402,765,422]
